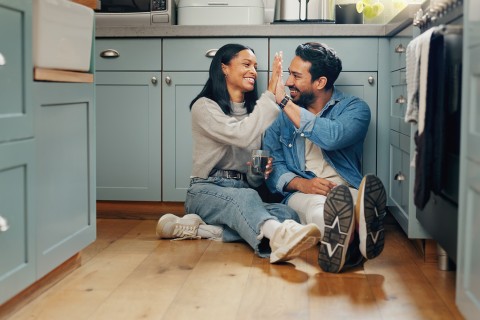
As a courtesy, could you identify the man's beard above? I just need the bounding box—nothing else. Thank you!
[292,89,315,109]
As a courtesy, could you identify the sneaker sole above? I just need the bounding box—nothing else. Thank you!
[270,225,321,263]
[319,185,354,273]
[156,213,204,238]
[356,175,387,259]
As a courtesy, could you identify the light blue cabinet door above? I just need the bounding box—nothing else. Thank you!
[0,140,35,304]
[96,72,161,201]
[34,82,96,278]
[456,6,480,317]
[162,71,268,201]
[0,2,33,142]
[335,72,378,177]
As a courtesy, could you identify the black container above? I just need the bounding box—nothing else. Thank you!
[335,4,363,24]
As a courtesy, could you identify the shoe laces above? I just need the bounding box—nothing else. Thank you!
[172,224,201,240]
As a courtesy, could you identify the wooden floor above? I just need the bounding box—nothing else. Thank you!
[6,216,465,320]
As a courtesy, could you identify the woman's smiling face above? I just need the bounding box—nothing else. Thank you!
[222,49,258,101]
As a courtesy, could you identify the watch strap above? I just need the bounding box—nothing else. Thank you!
[279,95,291,109]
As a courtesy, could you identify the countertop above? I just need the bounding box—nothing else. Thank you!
[96,4,421,38]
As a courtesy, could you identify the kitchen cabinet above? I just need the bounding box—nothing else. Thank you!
[456,1,480,316]
[0,0,36,305]
[0,140,36,305]
[34,82,96,278]
[1,0,97,304]
[162,38,268,201]
[95,39,162,201]
[387,27,429,239]
[0,1,33,142]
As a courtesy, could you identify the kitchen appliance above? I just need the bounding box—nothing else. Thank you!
[95,0,176,27]
[273,0,335,23]
[177,0,264,25]
[412,1,463,268]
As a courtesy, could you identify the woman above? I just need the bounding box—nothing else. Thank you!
[157,44,320,263]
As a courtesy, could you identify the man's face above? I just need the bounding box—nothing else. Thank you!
[285,56,316,108]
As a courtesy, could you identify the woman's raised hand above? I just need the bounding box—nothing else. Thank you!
[268,51,285,102]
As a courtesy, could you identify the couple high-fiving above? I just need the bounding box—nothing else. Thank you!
[157,42,386,273]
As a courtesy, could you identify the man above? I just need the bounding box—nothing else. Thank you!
[264,42,387,273]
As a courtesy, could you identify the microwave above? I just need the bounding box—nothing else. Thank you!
[95,0,176,27]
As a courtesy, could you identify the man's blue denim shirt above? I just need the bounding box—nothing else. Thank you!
[264,87,371,201]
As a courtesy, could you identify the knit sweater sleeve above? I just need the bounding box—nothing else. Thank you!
[191,91,280,149]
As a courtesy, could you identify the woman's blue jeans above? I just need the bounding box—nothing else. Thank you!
[185,177,299,258]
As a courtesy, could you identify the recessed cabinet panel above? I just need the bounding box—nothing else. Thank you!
[0,5,33,142]
[0,140,35,305]
[335,72,378,176]
[34,83,96,278]
[96,72,162,201]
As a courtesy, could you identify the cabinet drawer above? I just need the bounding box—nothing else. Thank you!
[390,35,411,71]
[399,132,410,153]
[391,84,406,121]
[96,39,162,71]
[391,69,407,86]
[163,38,269,71]
[390,130,400,147]
[270,38,378,71]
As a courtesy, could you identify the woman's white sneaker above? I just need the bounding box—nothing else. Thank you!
[270,220,321,263]
[156,213,205,240]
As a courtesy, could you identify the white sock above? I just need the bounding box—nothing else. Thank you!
[260,219,282,240]
[197,224,223,240]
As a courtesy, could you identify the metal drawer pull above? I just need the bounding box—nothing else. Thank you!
[151,77,158,85]
[165,76,171,85]
[368,76,374,85]
[394,172,405,181]
[205,49,218,58]
[100,49,120,58]
[0,215,9,232]
[395,44,406,53]
[395,95,406,104]
[0,52,5,66]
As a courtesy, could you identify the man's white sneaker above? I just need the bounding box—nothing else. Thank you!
[270,220,321,263]
[156,213,205,240]
[355,174,387,259]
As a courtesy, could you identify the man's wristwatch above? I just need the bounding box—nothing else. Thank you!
[279,95,291,109]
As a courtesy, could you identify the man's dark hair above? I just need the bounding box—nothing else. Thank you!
[295,42,342,90]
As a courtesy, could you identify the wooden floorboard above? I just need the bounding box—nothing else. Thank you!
[5,216,465,320]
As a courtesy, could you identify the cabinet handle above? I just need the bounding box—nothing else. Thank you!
[100,49,120,58]
[165,76,172,85]
[205,49,218,58]
[368,76,374,85]
[151,77,158,85]
[394,172,405,181]
[395,95,406,104]
[0,215,9,232]
[0,52,5,66]
[395,44,406,53]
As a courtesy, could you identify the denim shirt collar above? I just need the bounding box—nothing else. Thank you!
[318,86,345,116]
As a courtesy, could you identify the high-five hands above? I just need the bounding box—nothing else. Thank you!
[268,51,286,102]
